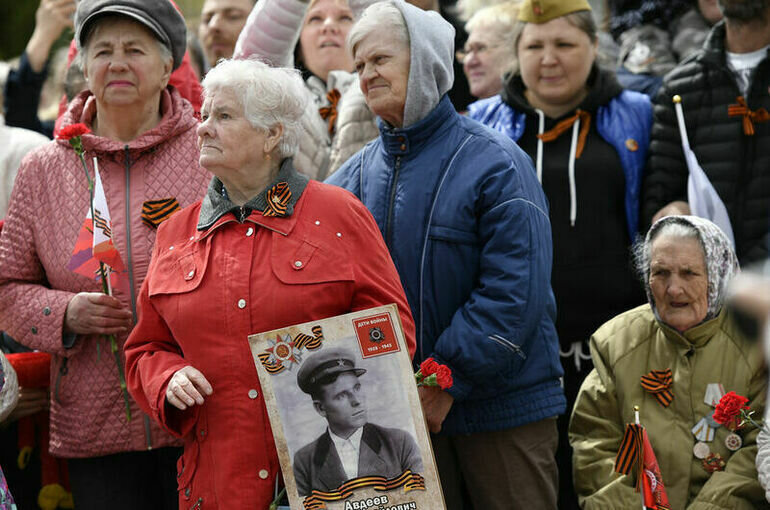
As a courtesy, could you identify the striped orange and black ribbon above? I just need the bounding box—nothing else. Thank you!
[263,182,292,217]
[318,88,341,136]
[640,369,674,407]
[728,96,770,136]
[141,198,180,228]
[257,352,285,374]
[614,423,644,488]
[93,209,112,237]
[302,470,426,509]
[294,326,324,351]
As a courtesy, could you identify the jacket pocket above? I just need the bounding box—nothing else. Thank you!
[271,233,353,285]
[428,224,478,245]
[148,239,210,297]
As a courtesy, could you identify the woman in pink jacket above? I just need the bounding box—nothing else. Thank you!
[0,1,209,508]
[125,58,416,509]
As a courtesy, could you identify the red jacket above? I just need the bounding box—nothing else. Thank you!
[125,177,415,509]
[0,87,210,457]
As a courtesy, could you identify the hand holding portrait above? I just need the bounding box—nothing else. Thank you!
[165,366,213,411]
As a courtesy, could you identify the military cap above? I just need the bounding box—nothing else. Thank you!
[518,0,592,23]
[75,0,187,70]
[297,347,367,395]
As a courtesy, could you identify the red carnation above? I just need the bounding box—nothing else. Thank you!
[420,357,440,376]
[435,365,453,390]
[56,123,90,140]
[713,391,750,428]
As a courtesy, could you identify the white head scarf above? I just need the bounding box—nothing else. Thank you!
[641,215,740,324]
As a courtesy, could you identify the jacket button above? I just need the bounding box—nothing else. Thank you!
[43,307,51,316]
[400,144,406,151]
[31,327,38,334]
[294,260,303,268]
[237,299,246,309]
[169,245,174,250]
[246,227,254,237]
[259,469,269,479]
[184,487,191,498]
[186,270,195,279]
[248,389,259,399]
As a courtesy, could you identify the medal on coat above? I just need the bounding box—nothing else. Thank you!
[724,433,743,451]
[704,383,726,407]
[702,453,726,473]
[691,418,716,442]
[693,441,710,459]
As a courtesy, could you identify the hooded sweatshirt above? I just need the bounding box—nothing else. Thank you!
[501,67,646,349]
[328,0,565,434]
[395,0,454,128]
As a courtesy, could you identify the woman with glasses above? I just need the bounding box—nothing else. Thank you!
[458,1,520,100]
[468,0,652,508]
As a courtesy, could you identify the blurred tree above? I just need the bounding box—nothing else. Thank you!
[0,2,38,61]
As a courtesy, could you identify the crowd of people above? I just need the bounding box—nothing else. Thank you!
[0,0,768,509]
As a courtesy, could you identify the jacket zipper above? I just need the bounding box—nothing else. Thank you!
[385,156,402,246]
[53,357,69,403]
[123,146,153,449]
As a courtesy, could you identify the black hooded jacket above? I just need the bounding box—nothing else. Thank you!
[642,22,770,265]
[502,68,646,349]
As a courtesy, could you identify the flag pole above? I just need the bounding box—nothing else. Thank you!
[635,405,645,510]
[672,95,691,152]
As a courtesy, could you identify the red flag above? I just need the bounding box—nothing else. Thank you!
[640,428,670,510]
[614,424,670,510]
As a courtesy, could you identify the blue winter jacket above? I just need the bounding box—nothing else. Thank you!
[468,90,652,238]
[327,96,566,435]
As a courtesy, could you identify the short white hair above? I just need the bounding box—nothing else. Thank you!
[202,58,308,159]
[347,1,409,56]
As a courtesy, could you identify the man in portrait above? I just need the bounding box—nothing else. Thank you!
[293,347,423,497]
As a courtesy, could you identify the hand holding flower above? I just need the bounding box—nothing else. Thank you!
[415,357,453,390]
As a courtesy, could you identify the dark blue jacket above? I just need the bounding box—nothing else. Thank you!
[468,90,652,238]
[327,96,565,435]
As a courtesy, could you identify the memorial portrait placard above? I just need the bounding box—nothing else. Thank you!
[248,304,446,510]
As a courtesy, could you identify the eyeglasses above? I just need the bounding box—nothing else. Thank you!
[455,43,500,63]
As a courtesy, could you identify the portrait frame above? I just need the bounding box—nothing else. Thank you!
[249,304,446,510]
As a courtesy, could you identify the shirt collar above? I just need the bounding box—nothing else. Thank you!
[197,157,309,231]
[328,426,364,452]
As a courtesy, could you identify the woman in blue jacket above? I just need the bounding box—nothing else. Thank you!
[327,1,565,508]
[468,0,652,508]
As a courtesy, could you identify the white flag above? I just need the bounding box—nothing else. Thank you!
[674,98,735,245]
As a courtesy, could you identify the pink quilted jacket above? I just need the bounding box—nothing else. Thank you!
[0,87,210,457]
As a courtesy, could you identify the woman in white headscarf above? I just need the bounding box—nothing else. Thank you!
[571,215,767,510]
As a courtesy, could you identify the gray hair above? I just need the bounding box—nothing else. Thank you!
[633,215,740,325]
[347,1,410,56]
[464,2,520,74]
[75,15,173,72]
[633,220,703,285]
[201,58,308,159]
[511,10,597,75]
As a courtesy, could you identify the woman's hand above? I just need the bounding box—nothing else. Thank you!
[6,387,49,422]
[26,0,77,72]
[418,385,454,434]
[165,366,213,411]
[64,292,133,335]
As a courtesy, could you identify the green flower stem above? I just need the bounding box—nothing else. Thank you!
[269,487,286,510]
[72,137,131,422]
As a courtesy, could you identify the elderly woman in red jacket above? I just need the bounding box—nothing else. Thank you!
[124,58,416,509]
